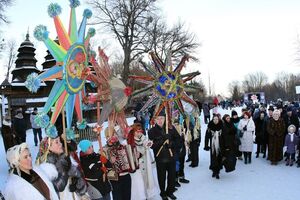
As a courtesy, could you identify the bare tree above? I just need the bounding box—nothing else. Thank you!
[0,0,13,53]
[0,0,13,24]
[228,81,242,101]
[4,39,17,79]
[146,18,200,63]
[242,71,268,92]
[88,0,157,82]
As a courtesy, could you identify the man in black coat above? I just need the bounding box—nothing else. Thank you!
[12,109,27,144]
[148,113,177,200]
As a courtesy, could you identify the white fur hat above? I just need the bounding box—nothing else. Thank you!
[6,143,29,169]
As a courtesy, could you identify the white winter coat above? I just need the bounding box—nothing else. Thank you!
[135,135,159,199]
[3,164,59,200]
[238,118,255,152]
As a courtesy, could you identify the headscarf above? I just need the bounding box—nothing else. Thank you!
[35,137,52,165]
[6,143,29,175]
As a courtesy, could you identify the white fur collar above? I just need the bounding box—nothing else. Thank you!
[2,119,11,127]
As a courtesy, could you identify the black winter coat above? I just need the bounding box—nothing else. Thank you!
[205,121,225,172]
[254,117,267,144]
[12,116,26,139]
[222,121,237,153]
[148,124,176,163]
[80,152,112,195]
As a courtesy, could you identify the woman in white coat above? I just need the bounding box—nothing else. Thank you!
[3,143,59,200]
[238,111,255,164]
[131,123,159,199]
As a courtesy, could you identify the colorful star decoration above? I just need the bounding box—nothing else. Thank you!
[129,52,201,127]
[84,48,131,138]
[25,0,93,138]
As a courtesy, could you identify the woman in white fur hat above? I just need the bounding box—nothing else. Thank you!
[3,143,59,200]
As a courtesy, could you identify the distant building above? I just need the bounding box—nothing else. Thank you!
[0,32,54,127]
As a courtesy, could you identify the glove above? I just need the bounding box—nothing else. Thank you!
[204,146,210,151]
[243,126,247,131]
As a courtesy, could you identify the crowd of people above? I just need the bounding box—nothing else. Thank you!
[0,101,300,200]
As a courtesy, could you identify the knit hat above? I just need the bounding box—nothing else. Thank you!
[79,139,92,153]
[286,106,293,112]
[6,143,29,170]
[231,110,238,117]
[288,124,296,133]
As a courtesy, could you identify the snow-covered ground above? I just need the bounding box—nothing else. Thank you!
[0,107,299,200]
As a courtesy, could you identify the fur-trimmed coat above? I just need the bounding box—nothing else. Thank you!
[40,152,88,200]
[3,164,59,200]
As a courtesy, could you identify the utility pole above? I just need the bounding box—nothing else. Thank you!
[208,70,211,96]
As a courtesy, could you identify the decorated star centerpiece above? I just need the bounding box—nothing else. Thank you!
[129,52,201,128]
[25,0,94,139]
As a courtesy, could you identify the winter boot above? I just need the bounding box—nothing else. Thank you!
[248,152,252,164]
[175,177,181,187]
[215,173,220,179]
[290,159,294,166]
[286,159,290,166]
[179,177,190,184]
[243,152,248,164]
[212,172,216,178]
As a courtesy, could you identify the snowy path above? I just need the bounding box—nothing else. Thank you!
[0,107,299,200]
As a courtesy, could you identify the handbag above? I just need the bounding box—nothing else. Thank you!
[239,131,244,138]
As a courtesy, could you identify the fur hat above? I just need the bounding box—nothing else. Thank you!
[6,143,29,171]
[268,106,274,111]
[79,140,92,153]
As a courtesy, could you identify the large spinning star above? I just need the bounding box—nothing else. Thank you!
[129,52,201,127]
[25,0,94,138]
[84,48,131,138]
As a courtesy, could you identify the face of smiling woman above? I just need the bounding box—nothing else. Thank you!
[18,149,32,174]
[49,137,64,155]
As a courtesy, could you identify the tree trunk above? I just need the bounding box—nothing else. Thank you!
[122,51,131,83]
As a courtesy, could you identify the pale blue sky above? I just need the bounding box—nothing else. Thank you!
[1,0,300,96]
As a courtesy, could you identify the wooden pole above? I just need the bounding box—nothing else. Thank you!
[96,87,103,154]
[62,107,68,155]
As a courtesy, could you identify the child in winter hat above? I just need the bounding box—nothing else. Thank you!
[78,140,93,153]
[284,125,298,166]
